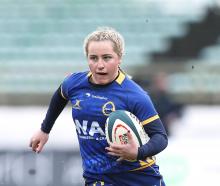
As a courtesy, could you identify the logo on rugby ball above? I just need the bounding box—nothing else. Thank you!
[105,110,149,147]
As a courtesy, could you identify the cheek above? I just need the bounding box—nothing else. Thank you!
[112,60,120,69]
[88,61,94,70]
[107,64,119,73]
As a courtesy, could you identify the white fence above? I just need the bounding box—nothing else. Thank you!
[0,105,220,186]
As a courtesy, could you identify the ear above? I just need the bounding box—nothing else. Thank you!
[118,57,122,65]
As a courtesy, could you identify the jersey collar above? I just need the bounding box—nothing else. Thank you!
[87,70,126,86]
[115,70,126,85]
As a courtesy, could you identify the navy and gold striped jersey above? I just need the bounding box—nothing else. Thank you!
[61,70,163,174]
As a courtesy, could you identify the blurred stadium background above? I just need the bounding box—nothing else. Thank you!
[0,0,220,185]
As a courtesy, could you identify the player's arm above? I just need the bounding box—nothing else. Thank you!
[130,91,168,160]
[137,117,168,160]
[41,85,69,133]
[29,85,68,153]
[107,117,168,160]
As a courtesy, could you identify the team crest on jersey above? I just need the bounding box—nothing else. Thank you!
[72,99,82,110]
[102,101,115,116]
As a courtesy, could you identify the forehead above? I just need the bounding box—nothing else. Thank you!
[88,40,116,55]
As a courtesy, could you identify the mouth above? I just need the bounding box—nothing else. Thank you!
[96,72,108,76]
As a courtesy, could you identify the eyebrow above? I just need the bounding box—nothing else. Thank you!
[102,54,112,56]
[89,54,113,57]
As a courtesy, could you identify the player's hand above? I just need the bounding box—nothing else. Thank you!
[105,131,138,161]
[29,130,49,153]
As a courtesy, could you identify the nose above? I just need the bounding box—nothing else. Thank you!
[97,59,105,69]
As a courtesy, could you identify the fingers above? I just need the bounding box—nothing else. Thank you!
[109,142,122,150]
[30,139,40,153]
[105,131,137,160]
[107,151,121,157]
[30,138,46,153]
[29,130,49,153]
[127,130,132,141]
[106,142,127,159]
[106,146,119,154]
[116,157,124,162]
[36,141,45,153]
[106,132,131,153]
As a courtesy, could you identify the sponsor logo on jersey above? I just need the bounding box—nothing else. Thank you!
[72,99,82,110]
[85,92,107,100]
[74,119,106,140]
[85,93,91,97]
[102,101,115,116]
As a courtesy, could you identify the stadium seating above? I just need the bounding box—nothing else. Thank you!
[0,0,204,96]
[199,38,220,61]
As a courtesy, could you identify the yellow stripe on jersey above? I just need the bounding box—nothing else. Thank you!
[139,160,149,167]
[129,159,155,171]
[87,71,92,77]
[60,85,68,100]
[116,71,126,85]
[140,157,155,165]
[142,115,159,126]
[87,71,125,85]
[92,181,104,186]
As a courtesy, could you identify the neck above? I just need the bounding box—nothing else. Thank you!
[89,71,120,86]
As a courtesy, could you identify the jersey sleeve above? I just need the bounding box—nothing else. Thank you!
[60,73,74,100]
[128,91,168,159]
[129,91,158,122]
[128,90,167,136]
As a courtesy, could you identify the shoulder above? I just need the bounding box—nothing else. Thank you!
[115,72,151,104]
[62,71,91,89]
[121,75,148,97]
[121,76,157,117]
[63,71,90,83]
[116,71,143,90]
[61,71,90,99]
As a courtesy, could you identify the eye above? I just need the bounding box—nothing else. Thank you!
[89,55,98,62]
[103,55,112,61]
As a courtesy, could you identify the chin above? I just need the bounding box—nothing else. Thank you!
[97,80,109,85]
[92,76,111,85]
[96,78,111,84]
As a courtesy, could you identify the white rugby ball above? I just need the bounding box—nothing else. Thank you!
[105,110,149,147]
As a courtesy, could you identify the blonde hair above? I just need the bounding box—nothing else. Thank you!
[83,27,125,58]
